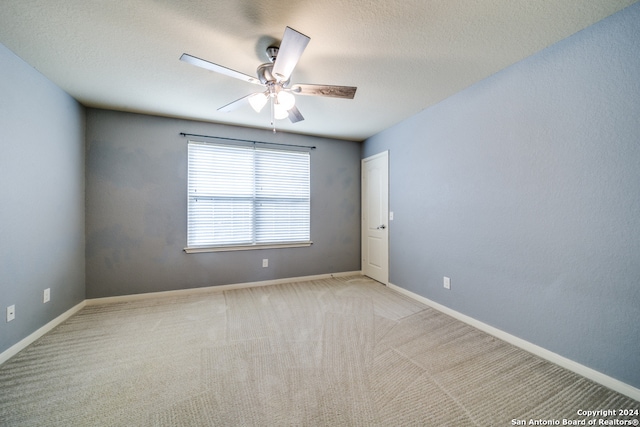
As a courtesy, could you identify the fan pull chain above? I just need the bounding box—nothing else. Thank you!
[270,95,276,133]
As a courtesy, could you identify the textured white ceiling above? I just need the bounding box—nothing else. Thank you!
[1,0,637,141]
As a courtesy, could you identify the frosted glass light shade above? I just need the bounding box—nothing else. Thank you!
[248,93,268,112]
[276,91,296,110]
[274,103,289,120]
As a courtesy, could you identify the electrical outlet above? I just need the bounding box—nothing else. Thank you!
[44,288,50,303]
[7,305,15,322]
[262,259,268,268]
[443,277,451,290]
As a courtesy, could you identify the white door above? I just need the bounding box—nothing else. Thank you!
[361,151,389,284]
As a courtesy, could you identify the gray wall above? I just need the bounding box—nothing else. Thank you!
[364,4,640,389]
[0,44,86,354]
[85,109,361,298]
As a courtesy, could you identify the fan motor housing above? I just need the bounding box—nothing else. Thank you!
[256,63,275,85]
[257,45,292,85]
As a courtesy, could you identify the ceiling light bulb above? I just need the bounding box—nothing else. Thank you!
[273,103,289,120]
[277,91,295,110]
[248,92,268,112]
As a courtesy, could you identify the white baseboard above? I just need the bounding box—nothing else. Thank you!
[86,271,363,306]
[387,282,640,402]
[0,300,86,366]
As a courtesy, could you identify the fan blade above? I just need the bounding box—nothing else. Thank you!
[271,27,310,82]
[291,84,357,99]
[180,53,263,86]
[287,105,305,123]
[218,94,253,112]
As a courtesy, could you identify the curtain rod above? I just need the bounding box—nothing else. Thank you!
[179,133,316,150]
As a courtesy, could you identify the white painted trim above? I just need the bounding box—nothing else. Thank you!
[0,300,86,366]
[184,241,312,254]
[387,282,640,402]
[86,271,363,306]
[362,150,389,162]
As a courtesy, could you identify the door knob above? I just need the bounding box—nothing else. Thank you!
[377,224,386,229]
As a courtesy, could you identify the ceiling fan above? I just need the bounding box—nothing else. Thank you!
[180,27,357,129]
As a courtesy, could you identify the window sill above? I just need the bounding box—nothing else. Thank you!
[184,241,313,254]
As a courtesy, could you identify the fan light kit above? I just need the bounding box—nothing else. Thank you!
[180,27,357,132]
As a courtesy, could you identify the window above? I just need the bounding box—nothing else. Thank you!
[186,141,311,252]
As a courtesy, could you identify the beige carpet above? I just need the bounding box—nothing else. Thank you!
[0,275,638,426]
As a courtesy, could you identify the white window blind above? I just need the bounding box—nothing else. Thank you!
[187,141,310,250]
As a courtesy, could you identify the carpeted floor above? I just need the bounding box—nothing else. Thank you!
[0,275,638,426]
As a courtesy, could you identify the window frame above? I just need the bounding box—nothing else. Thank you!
[184,140,312,253]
